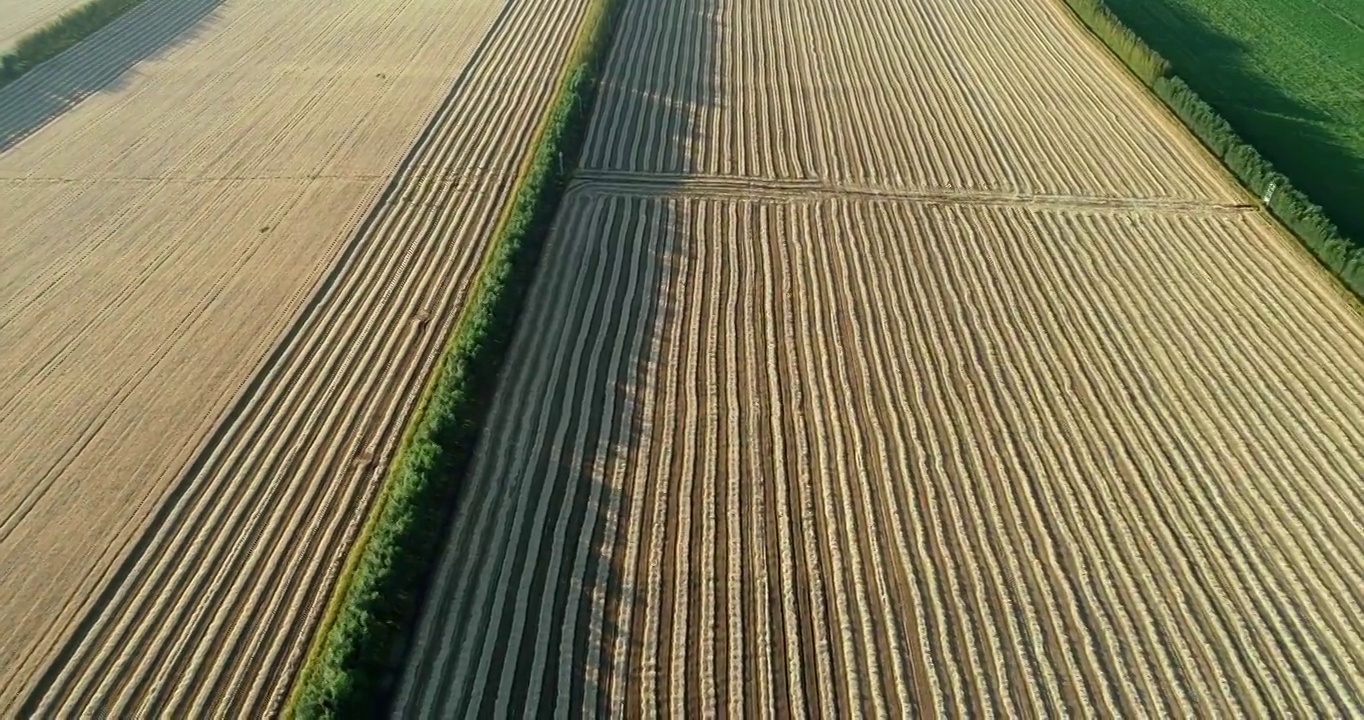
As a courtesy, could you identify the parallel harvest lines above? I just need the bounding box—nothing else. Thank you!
[1,0,515,709]
[0,0,95,52]
[581,0,1240,201]
[396,0,1364,714]
[9,0,589,715]
[400,192,1364,714]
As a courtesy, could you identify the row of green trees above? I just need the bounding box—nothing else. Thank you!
[285,0,626,717]
[0,0,146,88]
[1058,0,1364,295]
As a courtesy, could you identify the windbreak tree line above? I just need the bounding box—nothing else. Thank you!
[285,0,627,717]
[0,0,147,88]
[1058,0,1364,297]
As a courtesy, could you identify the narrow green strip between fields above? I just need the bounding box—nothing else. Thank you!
[284,0,625,716]
[1055,0,1364,300]
[1104,0,1364,242]
[0,0,150,89]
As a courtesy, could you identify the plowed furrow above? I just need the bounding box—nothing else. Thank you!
[916,210,1080,714]
[1065,216,1364,708]
[814,201,911,715]
[722,201,748,718]
[460,197,610,716]
[1026,222,1293,713]
[506,194,622,715]
[390,194,597,718]
[800,201,869,712]
[958,207,1193,714]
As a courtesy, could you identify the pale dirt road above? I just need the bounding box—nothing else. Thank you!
[0,0,588,714]
[396,0,1364,714]
[0,0,89,53]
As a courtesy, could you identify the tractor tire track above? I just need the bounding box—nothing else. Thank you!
[397,0,1364,714]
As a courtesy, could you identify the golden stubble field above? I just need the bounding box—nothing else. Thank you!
[397,0,1364,714]
[0,0,91,52]
[0,0,589,714]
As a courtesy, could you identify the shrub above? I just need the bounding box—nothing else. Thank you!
[1058,0,1364,299]
[286,2,624,718]
[1055,0,1170,84]
[0,0,147,88]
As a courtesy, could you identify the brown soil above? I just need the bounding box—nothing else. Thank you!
[395,0,1364,714]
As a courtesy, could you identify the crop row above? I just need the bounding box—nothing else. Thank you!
[0,0,148,88]
[1105,0,1364,241]
[284,0,627,716]
[1057,0,1364,299]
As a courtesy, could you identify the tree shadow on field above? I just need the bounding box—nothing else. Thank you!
[547,203,690,717]
[1105,0,1364,239]
[0,0,225,154]
[392,0,724,714]
[488,0,723,712]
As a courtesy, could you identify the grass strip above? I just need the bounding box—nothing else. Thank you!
[285,0,625,716]
[1056,0,1364,297]
[1,0,149,89]
[1103,0,1364,242]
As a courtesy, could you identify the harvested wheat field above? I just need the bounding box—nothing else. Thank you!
[0,0,590,714]
[397,0,1364,714]
[0,0,90,52]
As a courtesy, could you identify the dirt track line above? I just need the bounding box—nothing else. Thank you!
[569,170,1259,216]
[394,0,1364,712]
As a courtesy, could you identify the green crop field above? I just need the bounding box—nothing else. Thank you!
[1106,0,1364,239]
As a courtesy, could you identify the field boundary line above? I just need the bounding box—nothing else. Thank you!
[282,0,628,715]
[570,171,1260,217]
[1047,0,1364,310]
[1,0,152,89]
